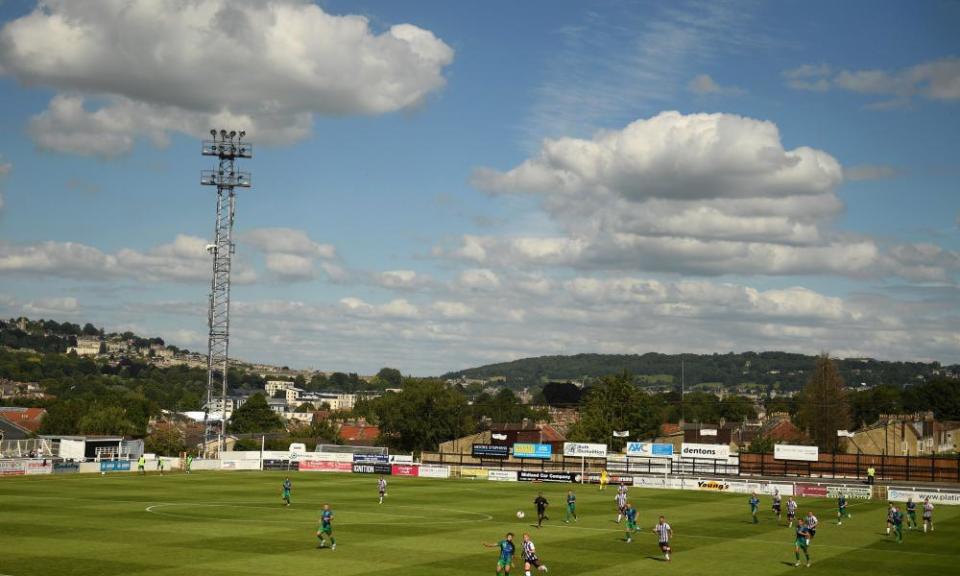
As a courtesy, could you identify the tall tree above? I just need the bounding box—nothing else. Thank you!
[229,393,284,433]
[375,367,403,388]
[796,355,850,451]
[567,372,660,445]
[372,378,473,452]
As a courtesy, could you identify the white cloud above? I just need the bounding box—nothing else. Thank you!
[0,0,454,155]
[264,253,314,280]
[23,296,79,316]
[240,227,338,282]
[0,235,256,283]
[241,228,335,258]
[376,270,432,290]
[784,58,960,107]
[461,111,955,283]
[457,268,501,291]
[433,301,474,319]
[688,74,744,95]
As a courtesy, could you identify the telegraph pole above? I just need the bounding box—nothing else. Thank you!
[201,130,252,456]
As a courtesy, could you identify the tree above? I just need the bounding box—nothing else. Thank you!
[795,355,850,452]
[145,422,186,456]
[567,372,660,445]
[295,402,315,413]
[78,406,138,436]
[372,378,473,452]
[375,367,403,388]
[744,433,775,454]
[229,393,284,433]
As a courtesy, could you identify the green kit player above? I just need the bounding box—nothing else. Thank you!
[891,506,904,543]
[837,494,849,525]
[624,503,638,543]
[905,498,917,529]
[157,456,164,476]
[793,518,811,567]
[137,454,146,475]
[484,532,515,575]
[186,454,193,474]
[749,492,760,524]
[316,504,336,550]
[564,490,578,523]
[282,477,292,506]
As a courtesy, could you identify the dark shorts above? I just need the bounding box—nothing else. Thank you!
[807,528,816,537]
[525,556,541,567]
[773,503,781,511]
[659,541,671,550]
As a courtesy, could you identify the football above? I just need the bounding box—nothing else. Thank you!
[516,510,525,519]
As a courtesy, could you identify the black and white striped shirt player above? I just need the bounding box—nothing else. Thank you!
[653,516,673,562]
[521,533,548,575]
[378,476,387,504]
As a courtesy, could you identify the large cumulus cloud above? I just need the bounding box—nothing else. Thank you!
[0,0,454,155]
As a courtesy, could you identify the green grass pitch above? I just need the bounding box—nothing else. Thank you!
[1,471,957,575]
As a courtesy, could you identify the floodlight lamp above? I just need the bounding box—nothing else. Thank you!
[239,130,246,138]
[229,131,236,138]
[210,129,216,137]
[220,129,227,138]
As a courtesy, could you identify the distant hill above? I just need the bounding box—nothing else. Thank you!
[443,352,958,392]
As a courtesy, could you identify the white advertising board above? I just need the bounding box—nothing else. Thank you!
[888,487,960,505]
[681,443,730,460]
[418,465,451,479]
[487,469,519,482]
[563,442,608,458]
[774,444,819,462]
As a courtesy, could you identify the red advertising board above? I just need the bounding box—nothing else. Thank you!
[391,464,419,477]
[300,460,352,472]
[796,483,828,497]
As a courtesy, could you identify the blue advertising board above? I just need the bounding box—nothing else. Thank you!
[99,460,132,472]
[512,443,553,459]
[626,442,674,457]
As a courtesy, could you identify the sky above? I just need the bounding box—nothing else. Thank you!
[0,0,958,375]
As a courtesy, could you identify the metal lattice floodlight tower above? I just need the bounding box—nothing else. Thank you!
[201,129,252,456]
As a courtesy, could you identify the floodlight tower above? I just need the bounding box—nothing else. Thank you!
[201,129,252,456]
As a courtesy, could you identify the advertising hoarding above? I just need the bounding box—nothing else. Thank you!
[513,443,553,459]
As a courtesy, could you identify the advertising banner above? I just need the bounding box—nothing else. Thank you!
[391,464,419,477]
[585,473,633,485]
[99,460,132,472]
[696,479,730,491]
[53,461,80,474]
[418,465,451,479]
[312,452,354,463]
[262,459,297,471]
[774,444,819,462]
[352,462,392,475]
[487,469,518,482]
[563,442,608,458]
[353,454,390,464]
[518,470,575,483]
[632,476,689,490]
[888,487,960,505]
[826,485,872,500]
[513,443,553,459]
[0,460,25,476]
[796,483,828,497]
[680,443,730,460]
[300,460,352,472]
[389,455,415,464]
[24,461,52,475]
[472,444,510,458]
[626,442,674,458]
[460,467,489,480]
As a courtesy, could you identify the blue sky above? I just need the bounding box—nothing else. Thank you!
[0,0,957,374]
